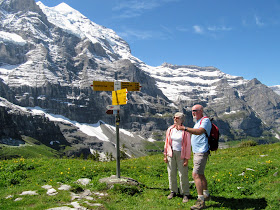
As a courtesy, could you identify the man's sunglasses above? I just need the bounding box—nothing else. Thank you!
[192,110,200,112]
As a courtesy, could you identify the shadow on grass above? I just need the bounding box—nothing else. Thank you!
[209,196,267,209]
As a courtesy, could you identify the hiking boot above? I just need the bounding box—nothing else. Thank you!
[182,195,189,203]
[167,192,176,199]
[190,199,206,210]
[204,194,211,201]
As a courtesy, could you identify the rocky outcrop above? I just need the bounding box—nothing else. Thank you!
[0,97,69,150]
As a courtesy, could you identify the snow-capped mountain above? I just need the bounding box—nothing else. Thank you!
[141,63,247,102]
[270,85,280,96]
[0,0,280,157]
[37,2,133,61]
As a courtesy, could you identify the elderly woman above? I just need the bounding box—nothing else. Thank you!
[164,112,191,203]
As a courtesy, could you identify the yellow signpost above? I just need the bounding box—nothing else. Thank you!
[91,80,140,179]
[92,81,114,91]
[112,89,127,105]
[121,82,140,91]
[92,81,140,92]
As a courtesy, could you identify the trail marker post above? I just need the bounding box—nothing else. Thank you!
[92,81,140,178]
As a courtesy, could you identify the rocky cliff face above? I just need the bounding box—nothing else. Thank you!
[0,0,279,157]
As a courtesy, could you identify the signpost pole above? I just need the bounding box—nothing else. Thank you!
[114,81,121,178]
[115,110,121,178]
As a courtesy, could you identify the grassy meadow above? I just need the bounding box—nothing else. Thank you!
[0,142,279,209]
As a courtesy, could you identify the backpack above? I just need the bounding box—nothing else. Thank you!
[200,117,220,151]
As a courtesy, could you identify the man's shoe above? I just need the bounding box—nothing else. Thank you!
[167,192,176,199]
[182,195,189,203]
[190,199,206,210]
[204,194,211,201]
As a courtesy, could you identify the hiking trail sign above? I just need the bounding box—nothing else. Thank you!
[112,89,128,105]
[92,81,140,92]
[91,80,141,178]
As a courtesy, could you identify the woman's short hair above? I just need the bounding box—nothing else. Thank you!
[174,112,185,122]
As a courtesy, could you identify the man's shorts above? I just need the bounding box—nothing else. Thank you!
[193,152,209,174]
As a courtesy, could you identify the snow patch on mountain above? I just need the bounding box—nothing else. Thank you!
[270,85,280,95]
[24,106,111,142]
[0,64,20,82]
[0,31,27,46]
[22,105,147,142]
[140,63,248,102]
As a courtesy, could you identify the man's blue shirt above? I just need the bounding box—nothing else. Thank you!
[191,117,212,153]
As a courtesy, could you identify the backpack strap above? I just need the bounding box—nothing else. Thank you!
[199,116,208,125]
[199,116,209,137]
[199,116,211,155]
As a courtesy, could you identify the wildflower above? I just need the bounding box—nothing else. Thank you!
[60,172,63,175]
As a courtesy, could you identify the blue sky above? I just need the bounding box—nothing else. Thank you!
[37,0,280,86]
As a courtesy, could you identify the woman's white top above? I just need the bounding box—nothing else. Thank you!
[170,128,183,151]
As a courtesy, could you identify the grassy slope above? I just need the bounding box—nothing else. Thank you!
[0,143,279,209]
[0,137,60,160]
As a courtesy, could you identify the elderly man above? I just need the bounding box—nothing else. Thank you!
[177,104,211,210]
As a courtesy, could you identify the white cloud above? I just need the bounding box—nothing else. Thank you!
[160,24,174,35]
[207,26,232,32]
[193,25,204,34]
[176,26,189,32]
[118,29,155,40]
[192,24,232,36]
[113,0,159,11]
[255,15,264,26]
[117,21,174,41]
[113,0,181,19]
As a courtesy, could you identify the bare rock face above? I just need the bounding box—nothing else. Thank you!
[0,98,69,150]
[0,0,39,13]
[0,42,28,64]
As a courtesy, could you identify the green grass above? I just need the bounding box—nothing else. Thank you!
[0,136,60,160]
[143,140,165,155]
[0,143,279,209]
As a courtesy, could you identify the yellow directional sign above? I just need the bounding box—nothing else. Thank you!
[92,81,140,91]
[92,81,114,91]
[121,82,140,91]
[112,89,127,105]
